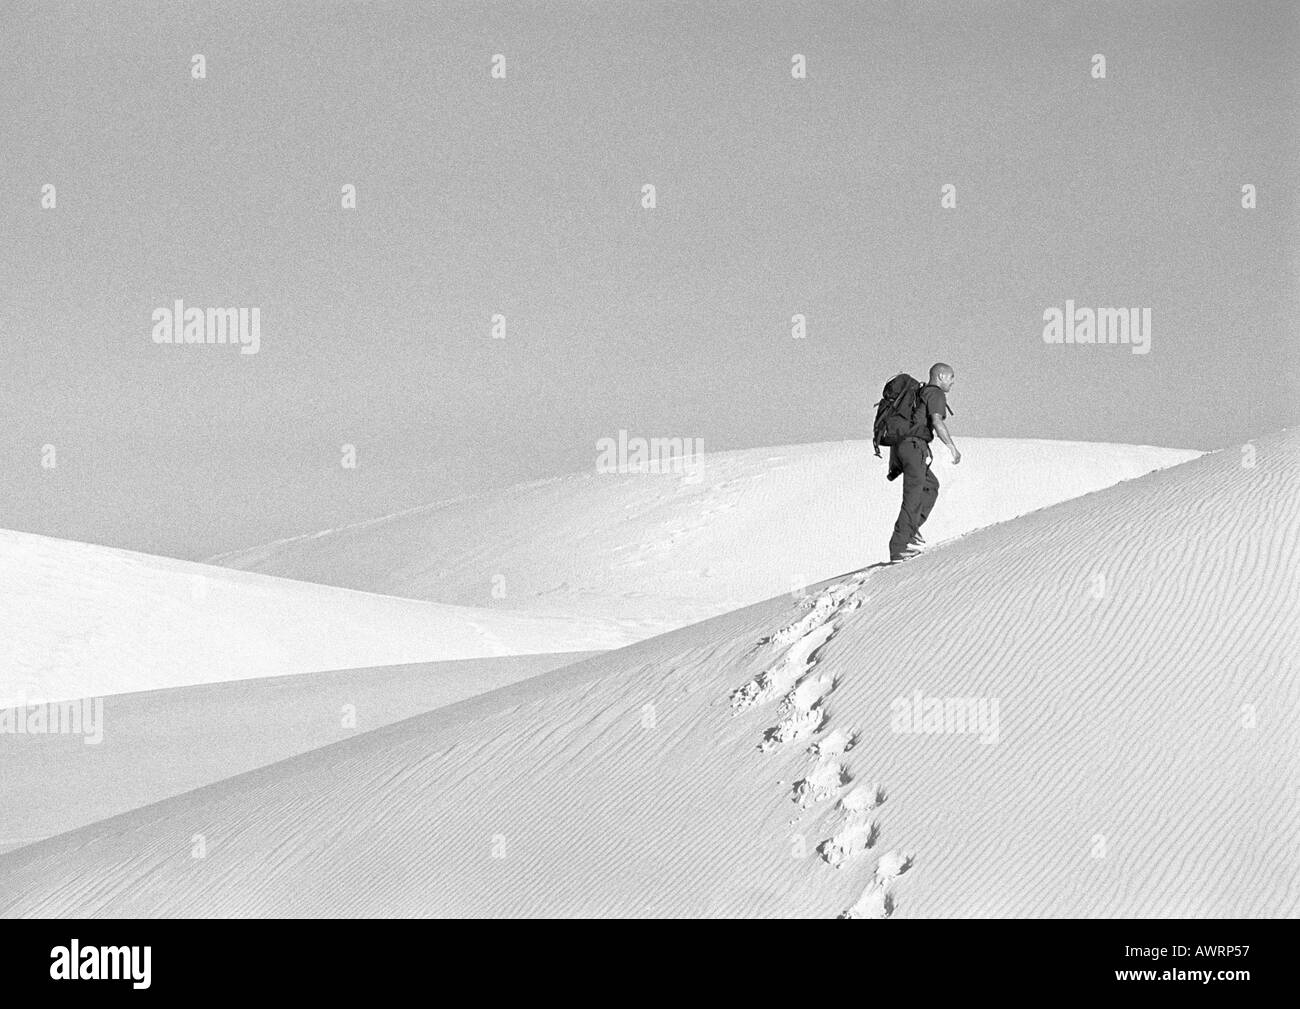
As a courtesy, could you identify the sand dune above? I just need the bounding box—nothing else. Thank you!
[0,438,1197,860]
[0,529,631,706]
[0,652,593,853]
[4,439,1194,710]
[3,431,1292,917]
[209,439,1201,633]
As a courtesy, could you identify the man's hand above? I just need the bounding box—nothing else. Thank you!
[932,415,960,465]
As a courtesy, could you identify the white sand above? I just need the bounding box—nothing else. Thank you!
[3,431,1292,917]
[0,529,631,706]
[0,652,594,852]
[6,439,1193,710]
[209,438,1201,633]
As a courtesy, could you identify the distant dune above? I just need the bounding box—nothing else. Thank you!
[210,438,1201,633]
[4,432,1292,917]
[0,652,594,853]
[0,529,630,706]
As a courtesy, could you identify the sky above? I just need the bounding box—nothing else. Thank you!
[1,0,1296,559]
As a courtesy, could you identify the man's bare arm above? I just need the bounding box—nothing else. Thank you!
[932,415,961,464]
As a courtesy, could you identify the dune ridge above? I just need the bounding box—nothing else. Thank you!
[0,651,595,852]
[208,438,1202,632]
[0,529,633,706]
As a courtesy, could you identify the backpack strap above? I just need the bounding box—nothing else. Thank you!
[917,383,954,418]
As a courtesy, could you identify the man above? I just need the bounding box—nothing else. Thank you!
[888,363,960,562]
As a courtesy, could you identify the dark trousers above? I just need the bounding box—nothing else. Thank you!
[888,437,939,557]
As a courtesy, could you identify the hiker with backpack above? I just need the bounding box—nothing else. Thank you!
[872,363,960,563]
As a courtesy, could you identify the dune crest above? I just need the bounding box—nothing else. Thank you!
[0,529,630,706]
[209,438,1201,633]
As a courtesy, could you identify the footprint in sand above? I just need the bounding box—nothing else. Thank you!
[766,593,838,648]
[731,651,802,712]
[731,621,836,713]
[811,728,856,756]
[759,671,836,751]
[818,781,886,866]
[838,852,916,917]
[759,704,825,751]
[791,758,848,809]
[771,576,866,639]
[819,813,879,867]
[873,850,914,885]
[790,672,836,711]
[840,882,894,919]
[839,781,885,813]
[761,571,869,650]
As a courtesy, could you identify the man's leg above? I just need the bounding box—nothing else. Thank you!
[888,439,927,558]
[915,466,940,532]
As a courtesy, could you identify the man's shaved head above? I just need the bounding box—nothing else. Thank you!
[929,362,954,383]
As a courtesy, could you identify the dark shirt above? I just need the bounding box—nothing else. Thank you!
[917,385,950,442]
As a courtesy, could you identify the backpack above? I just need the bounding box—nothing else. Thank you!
[872,373,929,457]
